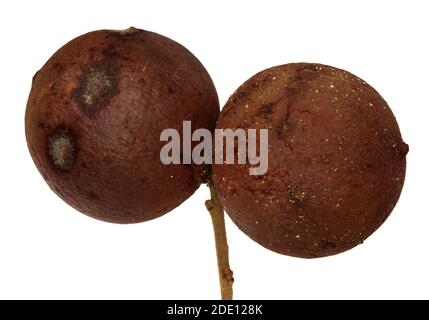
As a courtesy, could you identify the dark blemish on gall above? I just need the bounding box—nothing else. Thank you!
[320,240,337,250]
[88,191,99,200]
[276,114,291,138]
[102,44,121,59]
[255,102,274,117]
[167,85,175,94]
[53,63,64,71]
[37,121,45,129]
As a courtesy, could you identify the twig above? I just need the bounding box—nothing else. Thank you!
[205,181,234,300]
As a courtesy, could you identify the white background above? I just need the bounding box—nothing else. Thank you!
[0,0,428,300]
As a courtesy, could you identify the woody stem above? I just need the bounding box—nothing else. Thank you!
[205,181,234,300]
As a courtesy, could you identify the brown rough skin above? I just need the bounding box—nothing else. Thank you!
[25,27,219,223]
[212,63,408,258]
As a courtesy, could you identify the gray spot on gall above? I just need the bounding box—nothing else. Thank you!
[48,126,75,171]
[74,61,118,114]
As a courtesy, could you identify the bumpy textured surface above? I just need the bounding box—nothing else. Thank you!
[26,28,219,223]
[213,63,408,258]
